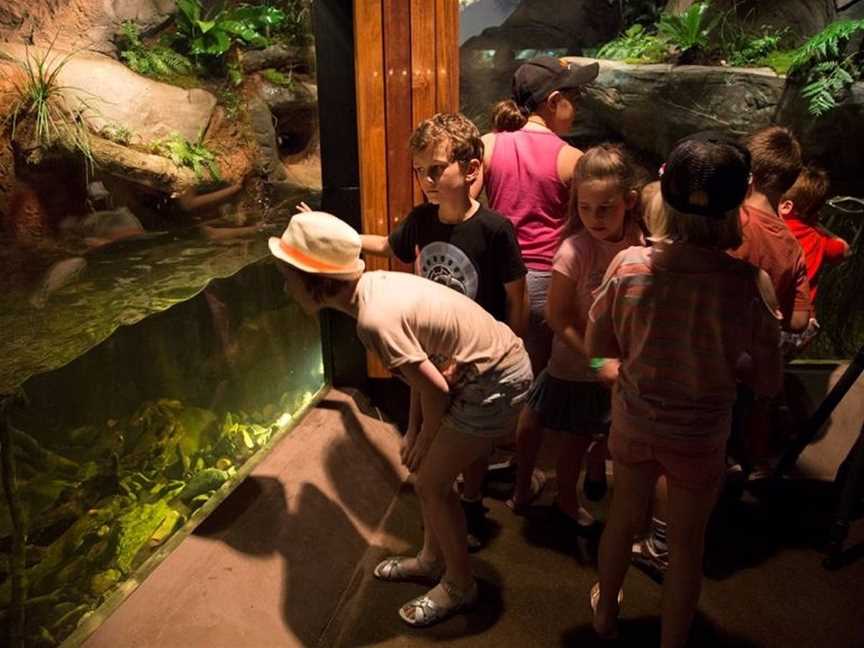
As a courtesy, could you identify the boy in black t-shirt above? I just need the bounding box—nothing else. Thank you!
[362,112,528,549]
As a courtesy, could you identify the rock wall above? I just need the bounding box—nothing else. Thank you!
[0,0,174,54]
[569,57,864,196]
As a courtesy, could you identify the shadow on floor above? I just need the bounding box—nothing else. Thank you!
[561,611,761,648]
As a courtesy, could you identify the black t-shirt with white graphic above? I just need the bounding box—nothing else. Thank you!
[388,203,526,322]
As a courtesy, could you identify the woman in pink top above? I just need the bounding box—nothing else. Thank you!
[586,134,783,647]
[472,55,599,374]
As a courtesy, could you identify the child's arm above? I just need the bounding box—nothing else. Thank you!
[546,270,588,357]
[361,234,393,257]
[398,360,450,472]
[789,253,813,331]
[816,226,852,261]
[504,277,528,338]
[586,256,623,360]
[747,270,784,397]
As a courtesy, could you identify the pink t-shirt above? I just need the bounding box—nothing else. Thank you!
[547,221,644,381]
[484,130,569,271]
[587,242,783,442]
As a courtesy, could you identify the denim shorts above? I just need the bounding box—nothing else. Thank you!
[444,352,533,439]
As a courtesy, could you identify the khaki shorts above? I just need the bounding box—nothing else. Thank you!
[608,428,727,492]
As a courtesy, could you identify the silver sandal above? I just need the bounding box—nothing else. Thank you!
[373,552,443,582]
[398,579,478,627]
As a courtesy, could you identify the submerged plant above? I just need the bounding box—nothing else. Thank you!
[152,132,221,181]
[118,20,195,81]
[0,40,95,166]
[790,19,864,117]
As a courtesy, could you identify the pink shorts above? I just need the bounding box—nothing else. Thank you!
[608,428,726,492]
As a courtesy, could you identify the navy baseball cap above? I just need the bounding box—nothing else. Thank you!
[512,56,599,110]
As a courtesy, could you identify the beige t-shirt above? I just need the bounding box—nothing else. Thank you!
[547,221,644,381]
[355,271,526,391]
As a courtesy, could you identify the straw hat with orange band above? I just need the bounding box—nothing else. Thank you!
[268,211,365,278]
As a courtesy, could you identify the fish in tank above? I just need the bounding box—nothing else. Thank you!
[0,0,324,644]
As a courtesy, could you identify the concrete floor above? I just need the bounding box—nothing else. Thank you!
[83,380,864,648]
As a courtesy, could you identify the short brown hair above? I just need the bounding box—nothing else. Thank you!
[745,126,802,197]
[409,112,483,166]
[782,166,830,223]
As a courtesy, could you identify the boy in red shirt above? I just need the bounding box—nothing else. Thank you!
[779,166,851,303]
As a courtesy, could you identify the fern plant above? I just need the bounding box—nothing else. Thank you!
[790,19,864,117]
[152,132,221,181]
[658,1,721,53]
[119,21,195,81]
[596,24,668,64]
[0,40,94,166]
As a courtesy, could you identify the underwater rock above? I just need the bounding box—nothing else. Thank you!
[74,207,145,247]
[147,508,182,547]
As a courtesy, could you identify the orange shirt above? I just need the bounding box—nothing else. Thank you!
[730,205,812,327]
[587,242,783,442]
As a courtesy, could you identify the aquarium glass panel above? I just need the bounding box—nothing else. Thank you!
[1,0,323,643]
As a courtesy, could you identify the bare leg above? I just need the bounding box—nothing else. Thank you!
[595,460,658,636]
[512,406,545,507]
[414,425,496,592]
[660,481,720,648]
[556,433,592,521]
[461,456,488,501]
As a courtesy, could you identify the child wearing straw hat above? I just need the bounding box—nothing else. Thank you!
[269,211,532,627]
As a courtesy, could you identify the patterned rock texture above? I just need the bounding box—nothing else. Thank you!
[0,0,175,54]
[573,56,864,196]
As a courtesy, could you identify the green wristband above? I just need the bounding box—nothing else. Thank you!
[590,357,607,372]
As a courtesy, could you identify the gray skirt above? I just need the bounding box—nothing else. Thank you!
[526,369,611,434]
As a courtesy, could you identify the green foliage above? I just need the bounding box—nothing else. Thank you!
[596,24,668,63]
[227,60,244,86]
[800,62,858,116]
[758,50,796,75]
[174,0,286,61]
[118,21,194,81]
[790,19,864,117]
[726,28,786,67]
[790,19,864,70]
[272,0,312,47]
[218,87,243,119]
[261,67,294,87]
[0,41,94,166]
[658,1,721,52]
[100,123,133,145]
[152,133,221,181]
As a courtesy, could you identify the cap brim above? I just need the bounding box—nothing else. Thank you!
[558,61,599,89]
[268,237,365,276]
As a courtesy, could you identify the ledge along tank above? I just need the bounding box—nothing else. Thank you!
[0,1,323,644]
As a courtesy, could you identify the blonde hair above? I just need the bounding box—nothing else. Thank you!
[563,143,640,241]
[649,191,743,250]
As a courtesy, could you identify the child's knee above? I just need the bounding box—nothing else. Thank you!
[414,472,453,501]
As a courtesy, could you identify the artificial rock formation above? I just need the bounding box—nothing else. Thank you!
[569,56,864,196]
